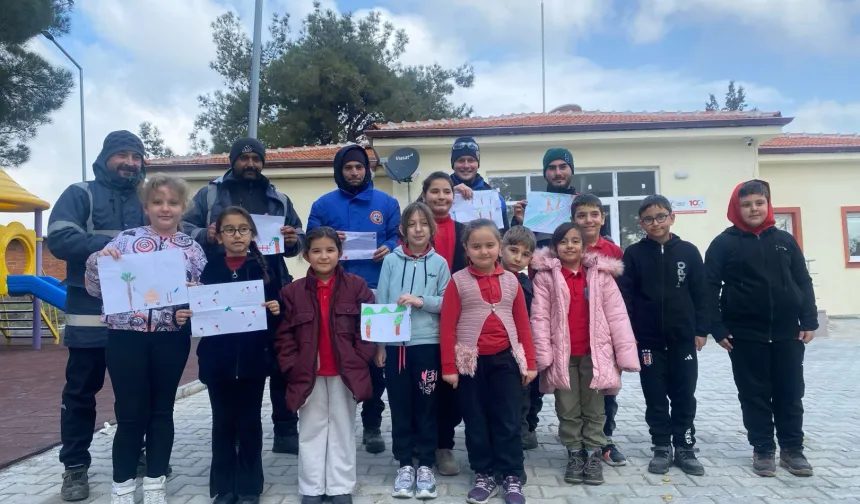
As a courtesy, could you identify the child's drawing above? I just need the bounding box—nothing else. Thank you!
[97,249,187,315]
[522,191,575,234]
[251,214,286,255]
[359,304,411,343]
[188,280,266,337]
[451,190,504,229]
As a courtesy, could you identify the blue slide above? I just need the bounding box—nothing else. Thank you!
[7,275,67,310]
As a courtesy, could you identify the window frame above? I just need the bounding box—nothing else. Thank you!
[773,207,804,251]
[841,206,860,268]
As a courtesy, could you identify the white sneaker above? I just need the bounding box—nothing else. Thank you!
[392,466,415,498]
[111,478,136,504]
[143,475,167,504]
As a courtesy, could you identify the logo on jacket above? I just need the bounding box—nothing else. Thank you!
[370,211,384,224]
[641,349,652,367]
[676,261,687,287]
[419,369,437,395]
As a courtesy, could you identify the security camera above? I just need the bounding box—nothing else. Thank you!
[743,137,754,147]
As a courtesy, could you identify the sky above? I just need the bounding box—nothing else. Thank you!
[3,0,860,228]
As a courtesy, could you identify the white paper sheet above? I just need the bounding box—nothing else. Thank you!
[188,280,267,337]
[251,214,285,255]
[359,304,411,343]
[523,191,575,233]
[451,189,504,228]
[97,249,188,315]
[342,231,377,261]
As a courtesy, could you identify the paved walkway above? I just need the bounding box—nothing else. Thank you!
[2,320,860,504]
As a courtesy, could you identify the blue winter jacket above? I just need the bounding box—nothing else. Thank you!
[451,172,509,233]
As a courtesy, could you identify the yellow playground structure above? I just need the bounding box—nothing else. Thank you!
[0,168,65,348]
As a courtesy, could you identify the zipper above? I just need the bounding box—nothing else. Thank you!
[660,244,667,351]
[758,235,774,343]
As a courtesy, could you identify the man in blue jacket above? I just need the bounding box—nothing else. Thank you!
[182,137,305,455]
[449,136,509,234]
[47,130,147,502]
[307,144,401,454]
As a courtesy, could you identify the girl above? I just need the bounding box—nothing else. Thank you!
[84,175,207,504]
[439,219,537,504]
[530,223,639,487]
[177,206,282,504]
[274,227,375,504]
[374,202,450,500]
[420,171,465,477]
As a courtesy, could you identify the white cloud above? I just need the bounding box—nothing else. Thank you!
[786,99,860,133]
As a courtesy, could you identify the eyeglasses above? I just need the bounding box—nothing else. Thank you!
[640,214,671,226]
[453,141,479,152]
[220,226,252,236]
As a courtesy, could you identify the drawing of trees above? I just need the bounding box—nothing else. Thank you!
[394,314,404,335]
[273,236,281,254]
[121,272,136,310]
[364,318,372,339]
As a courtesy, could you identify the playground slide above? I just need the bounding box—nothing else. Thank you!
[7,275,66,310]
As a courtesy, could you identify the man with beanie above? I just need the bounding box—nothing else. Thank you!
[183,136,305,456]
[512,147,577,248]
[48,130,148,501]
[307,144,401,454]
[449,136,509,234]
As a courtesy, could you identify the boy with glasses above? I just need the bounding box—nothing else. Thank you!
[617,195,708,476]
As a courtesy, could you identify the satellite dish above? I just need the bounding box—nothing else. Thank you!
[384,148,420,183]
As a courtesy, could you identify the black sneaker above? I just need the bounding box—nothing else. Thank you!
[602,443,627,466]
[466,474,499,504]
[674,447,705,476]
[564,449,586,484]
[330,495,353,504]
[272,434,299,455]
[780,448,813,476]
[300,496,323,504]
[753,450,776,477]
[648,446,672,474]
[213,493,238,504]
[583,450,604,485]
[363,428,385,454]
[522,431,538,450]
[60,466,89,502]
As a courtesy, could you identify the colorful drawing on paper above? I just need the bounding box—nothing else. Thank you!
[451,189,504,228]
[251,214,285,255]
[97,249,187,315]
[188,280,266,337]
[522,191,575,233]
[359,304,411,343]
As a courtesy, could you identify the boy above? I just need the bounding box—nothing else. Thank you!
[618,195,707,476]
[500,227,542,453]
[570,193,625,466]
[705,180,817,478]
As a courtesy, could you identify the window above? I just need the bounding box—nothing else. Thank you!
[773,207,803,250]
[488,169,658,248]
[842,206,860,267]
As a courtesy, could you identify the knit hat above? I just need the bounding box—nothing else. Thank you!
[333,144,372,194]
[542,147,574,176]
[92,130,146,190]
[229,137,266,168]
[340,146,368,168]
[100,130,145,160]
[451,136,480,168]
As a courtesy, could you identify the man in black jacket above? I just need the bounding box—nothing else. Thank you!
[619,195,707,477]
[511,147,577,248]
[705,179,817,478]
[182,137,305,455]
[48,131,148,501]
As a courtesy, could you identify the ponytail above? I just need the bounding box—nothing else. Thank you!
[249,241,271,284]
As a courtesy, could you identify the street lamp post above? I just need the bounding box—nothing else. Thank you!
[541,0,546,113]
[42,31,86,182]
[248,0,264,138]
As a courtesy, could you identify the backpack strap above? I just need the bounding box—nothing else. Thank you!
[206,184,217,226]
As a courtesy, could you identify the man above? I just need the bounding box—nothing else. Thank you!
[511,147,577,248]
[449,136,509,234]
[48,131,148,502]
[307,144,401,454]
[183,137,305,455]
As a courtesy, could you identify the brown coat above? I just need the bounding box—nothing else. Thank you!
[274,266,376,412]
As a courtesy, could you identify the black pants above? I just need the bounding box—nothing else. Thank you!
[521,377,544,434]
[385,345,439,467]
[361,361,386,431]
[59,347,107,469]
[269,370,298,437]
[603,395,617,440]
[208,378,266,497]
[638,343,698,448]
[729,338,805,452]
[458,349,524,478]
[437,378,461,450]
[106,330,190,482]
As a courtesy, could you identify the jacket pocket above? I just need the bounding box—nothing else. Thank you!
[333,303,360,335]
[289,311,315,343]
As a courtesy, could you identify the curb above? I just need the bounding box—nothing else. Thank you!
[175,379,207,400]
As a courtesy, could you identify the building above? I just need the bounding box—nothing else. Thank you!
[148,110,860,317]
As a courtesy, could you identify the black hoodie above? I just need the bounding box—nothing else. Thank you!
[618,234,709,347]
[333,144,372,194]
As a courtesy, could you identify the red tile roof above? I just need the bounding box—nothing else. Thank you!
[366,110,790,137]
[759,133,860,154]
[147,143,376,167]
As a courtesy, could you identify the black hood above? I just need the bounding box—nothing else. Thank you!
[333,144,372,194]
[93,130,146,191]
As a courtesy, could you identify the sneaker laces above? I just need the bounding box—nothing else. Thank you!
[652,447,671,460]
[586,453,602,471]
[416,466,433,483]
[395,466,415,486]
[568,451,585,471]
[473,474,491,490]
[504,477,523,495]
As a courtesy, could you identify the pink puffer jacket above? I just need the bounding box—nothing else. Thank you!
[531,248,640,395]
